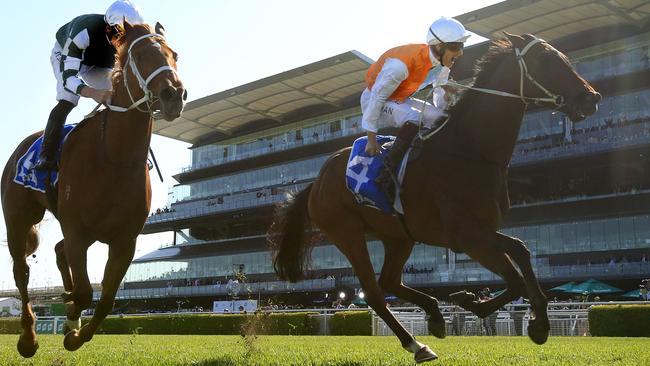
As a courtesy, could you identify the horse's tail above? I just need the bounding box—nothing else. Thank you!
[268,184,314,283]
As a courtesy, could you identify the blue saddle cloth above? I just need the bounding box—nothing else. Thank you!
[13,124,77,192]
[345,135,396,214]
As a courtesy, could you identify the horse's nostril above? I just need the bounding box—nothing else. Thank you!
[182,89,188,101]
[161,88,175,101]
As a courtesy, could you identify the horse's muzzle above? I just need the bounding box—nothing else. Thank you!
[159,86,186,121]
[568,91,601,122]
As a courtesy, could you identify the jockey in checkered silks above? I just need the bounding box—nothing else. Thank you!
[34,0,145,171]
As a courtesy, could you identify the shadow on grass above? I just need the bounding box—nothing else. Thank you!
[175,358,368,366]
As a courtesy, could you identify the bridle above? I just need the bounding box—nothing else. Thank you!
[420,36,566,141]
[86,33,176,118]
[447,36,565,108]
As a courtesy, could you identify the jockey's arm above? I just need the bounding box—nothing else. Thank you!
[60,32,90,96]
[363,58,408,155]
[60,33,110,104]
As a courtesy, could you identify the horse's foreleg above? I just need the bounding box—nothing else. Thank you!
[62,237,93,335]
[54,240,74,294]
[64,239,135,351]
[496,232,549,344]
[450,243,525,318]
[378,238,446,339]
[7,225,39,358]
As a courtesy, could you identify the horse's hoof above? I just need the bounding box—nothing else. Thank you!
[527,318,550,345]
[449,291,476,307]
[414,345,438,364]
[17,335,39,358]
[64,330,84,352]
[427,316,446,339]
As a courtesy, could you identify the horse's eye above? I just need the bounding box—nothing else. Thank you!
[172,52,179,62]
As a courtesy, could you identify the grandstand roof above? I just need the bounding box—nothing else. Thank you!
[456,0,650,42]
[153,50,373,145]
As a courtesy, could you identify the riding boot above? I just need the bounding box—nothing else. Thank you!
[34,100,75,171]
[376,122,420,197]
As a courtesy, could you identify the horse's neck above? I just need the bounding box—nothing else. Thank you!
[444,66,527,166]
[457,94,525,165]
[103,79,153,167]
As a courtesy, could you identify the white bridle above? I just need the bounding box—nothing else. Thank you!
[447,36,565,107]
[86,33,176,118]
[419,36,566,141]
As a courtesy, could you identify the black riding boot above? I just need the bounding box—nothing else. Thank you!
[34,100,75,171]
[376,122,420,197]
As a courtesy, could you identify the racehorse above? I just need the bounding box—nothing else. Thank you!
[1,22,185,357]
[269,33,600,363]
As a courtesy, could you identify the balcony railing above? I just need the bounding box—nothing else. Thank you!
[146,183,309,225]
[182,126,363,173]
[101,278,336,300]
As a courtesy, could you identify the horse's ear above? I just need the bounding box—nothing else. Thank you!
[155,22,166,37]
[503,31,525,48]
[123,19,134,33]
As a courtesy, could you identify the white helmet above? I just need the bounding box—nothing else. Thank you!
[426,17,470,45]
[105,0,145,26]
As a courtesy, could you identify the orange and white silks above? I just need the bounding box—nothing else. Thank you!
[366,44,433,102]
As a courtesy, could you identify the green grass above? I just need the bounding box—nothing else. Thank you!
[0,335,647,366]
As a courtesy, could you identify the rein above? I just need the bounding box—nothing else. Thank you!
[420,36,564,142]
[447,37,564,107]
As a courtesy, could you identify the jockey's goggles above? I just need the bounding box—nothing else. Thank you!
[445,42,464,52]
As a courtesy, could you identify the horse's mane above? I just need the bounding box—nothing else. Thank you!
[446,39,513,118]
[110,23,153,90]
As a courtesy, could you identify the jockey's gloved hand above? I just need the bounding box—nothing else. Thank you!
[365,132,380,156]
[81,86,111,104]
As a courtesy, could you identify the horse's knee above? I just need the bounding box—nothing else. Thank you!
[502,237,530,263]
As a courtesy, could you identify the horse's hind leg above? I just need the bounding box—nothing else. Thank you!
[6,219,42,358]
[326,227,437,363]
[378,238,446,339]
[64,238,135,351]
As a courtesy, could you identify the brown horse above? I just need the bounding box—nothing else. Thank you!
[1,22,184,357]
[270,33,600,363]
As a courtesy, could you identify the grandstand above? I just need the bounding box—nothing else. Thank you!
[115,0,650,311]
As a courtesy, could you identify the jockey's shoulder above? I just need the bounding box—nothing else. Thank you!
[56,14,107,46]
[57,14,105,37]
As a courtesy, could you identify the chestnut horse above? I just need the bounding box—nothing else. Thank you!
[1,22,184,356]
[270,33,600,363]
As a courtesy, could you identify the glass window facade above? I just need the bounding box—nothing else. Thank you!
[129,214,650,284]
[518,88,650,140]
[187,111,362,172]
[170,155,329,203]
[574,45,649,81]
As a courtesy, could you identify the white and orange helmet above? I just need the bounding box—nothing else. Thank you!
[426,17,470,47]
